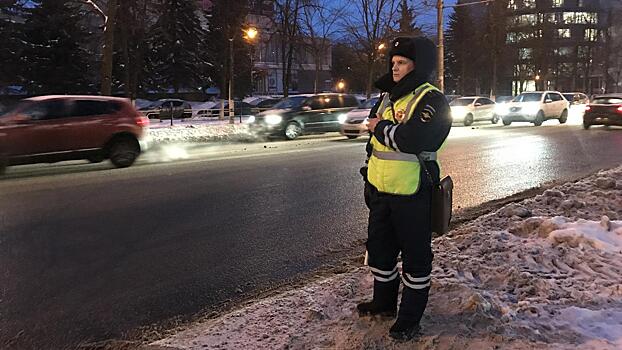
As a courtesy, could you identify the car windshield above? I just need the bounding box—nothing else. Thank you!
[563,94,574,101]
[0,101,31,116]
[450,98,475,106]
[513,93,542,102]
[362,97,379,109]
[272,96,307,109]
[591,97,622,104]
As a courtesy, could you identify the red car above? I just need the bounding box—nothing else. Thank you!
[0,95,150,174]
[583,94,622,129]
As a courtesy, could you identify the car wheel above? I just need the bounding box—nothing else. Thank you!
[491,114,499,124]
[533,111,544,126]
[108,137,140,168]
[464,113,474,126]
[502,118,512,126]
[583,121,591,130]
[559,109,568,124]
[284,122,302,140]
[346,135,358,139]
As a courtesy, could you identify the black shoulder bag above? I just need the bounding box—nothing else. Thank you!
[416,155,453,236]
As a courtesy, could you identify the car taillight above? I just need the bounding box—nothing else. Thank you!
[135,116,150,127]
[617,106,622,113]
[584,105,591,111]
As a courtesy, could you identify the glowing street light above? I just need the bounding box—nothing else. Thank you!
[244,27,258,41]
[337,80,346,91]
[377,43,386,51]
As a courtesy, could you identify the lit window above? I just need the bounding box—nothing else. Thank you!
[563,12,598,24]
[507,32,517,43]
[519,48,533,60]
[552,0,563,7]
[555,47,573,56]
[578,0,584,6]
[585,28,597,41]
[524,0,536,8]
[508,0,518,10]
[558,28,571,38]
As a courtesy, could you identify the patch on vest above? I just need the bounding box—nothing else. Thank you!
[420,105,436,123]
[395,109,406,122]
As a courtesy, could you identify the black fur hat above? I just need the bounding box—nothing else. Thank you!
[388,36,437,81]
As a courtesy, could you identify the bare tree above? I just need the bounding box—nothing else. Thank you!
[274,0,305,97]
[300,1,345,93]
[344,0,397,97]
[80,0,118,96]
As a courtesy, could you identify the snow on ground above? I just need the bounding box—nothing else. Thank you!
[150,166,622,349]
[147,118,259,144]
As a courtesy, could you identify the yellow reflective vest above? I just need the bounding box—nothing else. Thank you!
[368,82,440,195]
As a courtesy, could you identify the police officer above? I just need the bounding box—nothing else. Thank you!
[357,36,452,340]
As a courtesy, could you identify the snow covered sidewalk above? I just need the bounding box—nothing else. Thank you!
[147,119,259,144]
[149,166,622,350]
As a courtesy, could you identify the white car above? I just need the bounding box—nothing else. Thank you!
[497,91,569,126]
[449,96,499,126]
[339,97,379,139]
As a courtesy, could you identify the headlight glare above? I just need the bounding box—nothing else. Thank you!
[265,114,283,125]
[338,113,348,124]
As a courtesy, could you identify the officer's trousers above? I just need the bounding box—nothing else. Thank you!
[366,179,434,323]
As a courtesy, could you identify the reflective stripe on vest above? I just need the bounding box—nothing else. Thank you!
[372,150,437,162]
[368,82,440,195]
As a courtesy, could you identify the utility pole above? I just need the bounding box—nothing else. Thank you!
[436,0,444,91]
[228,37,234,124]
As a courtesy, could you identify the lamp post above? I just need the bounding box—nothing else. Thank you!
[228,37,234,124]
[244,27,259,98]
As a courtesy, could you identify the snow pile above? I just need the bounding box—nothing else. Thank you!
[151,166,622,350]
[148,123,262,143]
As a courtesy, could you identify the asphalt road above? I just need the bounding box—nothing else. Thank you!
[1,120,622,349]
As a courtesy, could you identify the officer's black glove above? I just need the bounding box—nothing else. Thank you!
[359,166,368,182]
[364,181,372,209]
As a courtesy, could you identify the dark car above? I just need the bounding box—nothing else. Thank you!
[140,99,192,119]
[254,98,282,110]
[248,93,360,140]
[582,94,622,129]
[0,95,149,174]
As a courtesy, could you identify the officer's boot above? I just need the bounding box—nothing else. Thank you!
[357,278,399,317]
[389,285,429,340]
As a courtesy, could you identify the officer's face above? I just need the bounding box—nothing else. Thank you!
[391,55,415,83]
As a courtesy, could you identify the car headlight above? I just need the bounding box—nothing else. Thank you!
[338,113,348,124]
[495,105,509,116]
[450,107,466,119]
[523,103,540,115]
[247,115,255,123]
[265,114,282,125]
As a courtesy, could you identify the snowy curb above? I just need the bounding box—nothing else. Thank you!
[150,166,622,350]
[148,123,261,144]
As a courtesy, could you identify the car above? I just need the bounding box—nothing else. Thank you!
[449,96,498,126]
[582,94,622,129]
[494,96,514,104]
[248,93,360,140]
[253,98,282,110]
[562,92,590,106]
[139,99,192,119]
[0,95,149,174]
[339,96,380,139]
[496,91,569,126]
[195,100,255,118]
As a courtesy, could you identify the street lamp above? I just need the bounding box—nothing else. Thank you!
[337,80,346,92]
[377,43,386,51]
[244,26,259,98]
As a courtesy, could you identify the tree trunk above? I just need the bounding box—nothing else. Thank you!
[101,0,118,96]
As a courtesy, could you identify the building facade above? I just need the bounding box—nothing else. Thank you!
[247,0,332,95]
[505,0,609,94]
